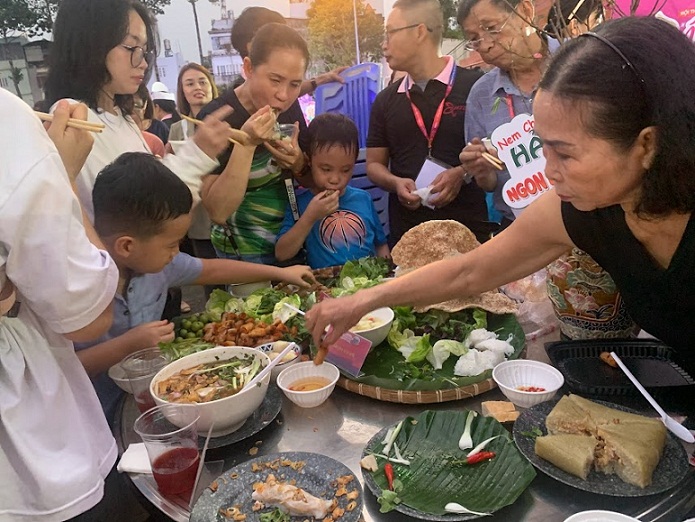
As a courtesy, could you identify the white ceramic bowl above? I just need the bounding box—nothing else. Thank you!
[492,360,564,408]
[229,281,271,298]
[150,346,270,437]
[563,510,639,522]
[108,363,132,393]
[349,307,394,348]
[255,341,302,380]
[276,361,340,408]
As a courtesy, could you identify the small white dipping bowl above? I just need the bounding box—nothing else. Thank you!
[348,307,394,349]
[150,346,270,437]
[277,361,340,408]
[108,362,132,393]
[492,360,564,408]
[563,511,639,522]
[255,341,302,380]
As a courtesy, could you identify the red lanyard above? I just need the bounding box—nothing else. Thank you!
[505,94,515,118]
[404,62,457,156]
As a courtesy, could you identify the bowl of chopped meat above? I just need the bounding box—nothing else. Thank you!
[150,346,271,437]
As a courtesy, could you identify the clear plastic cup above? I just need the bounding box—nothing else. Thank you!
[133,404,200,498]
[121,347,168,413]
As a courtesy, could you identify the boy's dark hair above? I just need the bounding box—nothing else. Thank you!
[45,0,157,115]
[307,113,359,160]
[93,152,192,238]
[231,7,286,59]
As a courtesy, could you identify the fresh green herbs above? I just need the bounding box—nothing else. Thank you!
[259,508,290,522]
[520,427,543,439]
[377,478,403,512]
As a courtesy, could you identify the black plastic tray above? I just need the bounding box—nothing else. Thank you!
[545,338,695,396]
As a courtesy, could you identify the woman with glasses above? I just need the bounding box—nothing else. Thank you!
[457,0,559,230]
[45,0,237,222]
[545,0,605,39]
[306,17,695,385]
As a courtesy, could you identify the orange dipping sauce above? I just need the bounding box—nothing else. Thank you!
[516,385,546,392]
[289,377,331,392]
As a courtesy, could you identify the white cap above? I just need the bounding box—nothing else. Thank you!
[151,90,176,102]
[150,81,168,93]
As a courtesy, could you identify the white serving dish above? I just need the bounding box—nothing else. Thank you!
[150,346,270,437]
[349,306,394,349]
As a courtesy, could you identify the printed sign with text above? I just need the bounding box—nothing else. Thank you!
[491,113,553,211]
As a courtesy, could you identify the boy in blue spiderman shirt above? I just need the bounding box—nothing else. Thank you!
[275,113,389,269]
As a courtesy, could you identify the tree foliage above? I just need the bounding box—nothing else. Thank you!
[306,0,384,70]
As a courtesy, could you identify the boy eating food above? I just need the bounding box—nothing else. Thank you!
[76,152,315,423]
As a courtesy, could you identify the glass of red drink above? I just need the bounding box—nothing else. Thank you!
[121,347,169,413]
[133,404,201,499]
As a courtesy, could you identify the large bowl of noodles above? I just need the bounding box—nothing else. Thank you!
[150,346,270,437]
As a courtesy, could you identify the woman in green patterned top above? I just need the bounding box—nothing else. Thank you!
[200,23,310,265]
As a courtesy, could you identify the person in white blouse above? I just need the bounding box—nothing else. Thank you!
[44,0,237,222]
[0,91,119,521]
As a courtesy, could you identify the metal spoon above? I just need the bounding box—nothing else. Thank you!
[610,352,694,443]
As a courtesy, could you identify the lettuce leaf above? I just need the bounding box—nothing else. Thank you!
[425,339,468,370]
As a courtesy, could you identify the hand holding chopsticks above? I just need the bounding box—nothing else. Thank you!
[481,151,504,171]
[181,114,253,147]
[35,111,105,133]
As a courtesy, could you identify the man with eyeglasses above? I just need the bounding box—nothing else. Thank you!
[367,0,490,246]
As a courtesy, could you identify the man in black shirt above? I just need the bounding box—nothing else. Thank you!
[367,0,489,245]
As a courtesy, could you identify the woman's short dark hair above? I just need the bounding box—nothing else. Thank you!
[135,84,154,120]
[545,0,603,37]
[457,0,521,24]
[231,7,286,59]
[45,0,158,115]
[307,113,359,160]
[93,152,192,239]
[248,23,310,72]
[176,63,218,116]
[539,16,695,217]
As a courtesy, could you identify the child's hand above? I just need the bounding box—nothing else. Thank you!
[279,265,317,288]
[305,189,340,222]
[126,320,175,350]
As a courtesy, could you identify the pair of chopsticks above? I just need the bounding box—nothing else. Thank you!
[181,114,252,146]
[35,111,105,133]
[482,151,504,171]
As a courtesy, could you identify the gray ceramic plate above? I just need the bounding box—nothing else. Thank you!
[200,383,282,450]
[190,451,363,522]
[513,398,689,496]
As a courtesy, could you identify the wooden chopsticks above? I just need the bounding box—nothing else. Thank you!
[481,151,505,171]
[181,114,251,146]
[35,111,105,133]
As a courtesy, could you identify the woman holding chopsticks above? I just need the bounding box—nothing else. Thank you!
[198,23,311,266]
[457,0,560,231]
[44,0,236,223]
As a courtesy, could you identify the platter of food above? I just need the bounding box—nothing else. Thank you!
[513,395,689,496]
[189,452,363,522]
[361,410,536,520]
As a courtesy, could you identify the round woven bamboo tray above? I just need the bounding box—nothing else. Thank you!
[336,376,497,404]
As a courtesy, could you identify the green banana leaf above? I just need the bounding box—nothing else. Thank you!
[350,313,524,391]
[363,410,536,518]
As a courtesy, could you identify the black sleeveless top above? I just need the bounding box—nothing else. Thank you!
[562,202,695,375]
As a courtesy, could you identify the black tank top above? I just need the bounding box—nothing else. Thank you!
[561,202,695,375]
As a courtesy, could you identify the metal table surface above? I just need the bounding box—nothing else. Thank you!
[115,331,695,522]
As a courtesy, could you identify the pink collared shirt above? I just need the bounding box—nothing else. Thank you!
[397,55,455,93]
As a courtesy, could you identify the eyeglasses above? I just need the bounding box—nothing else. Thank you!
[121,44,154,67]
[463,13,513,52]
[383,23,432,43]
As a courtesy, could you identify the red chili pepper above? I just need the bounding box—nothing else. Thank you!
[384,463,395,490]
[466,451,496,465]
